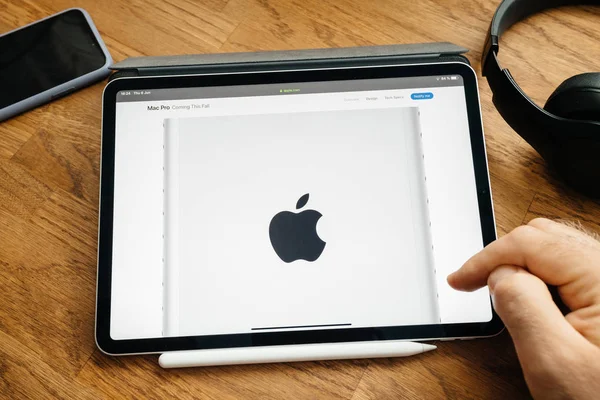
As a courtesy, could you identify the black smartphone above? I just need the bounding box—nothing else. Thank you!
[0,8,112,122]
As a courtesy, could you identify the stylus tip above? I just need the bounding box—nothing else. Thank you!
[422,343,437,352]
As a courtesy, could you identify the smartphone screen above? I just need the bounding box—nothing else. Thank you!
[0,9,107,109]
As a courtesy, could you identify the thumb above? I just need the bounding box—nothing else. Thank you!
[488,265,583,362]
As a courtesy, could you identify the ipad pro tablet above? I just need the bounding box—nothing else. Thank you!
[98,61,502,355]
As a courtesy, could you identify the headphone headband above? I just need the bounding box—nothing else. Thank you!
[482,0,597,73]
[481,0,600,197]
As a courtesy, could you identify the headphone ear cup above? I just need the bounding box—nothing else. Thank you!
[544,73,600,122]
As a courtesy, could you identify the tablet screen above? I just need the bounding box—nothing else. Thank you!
[105,68,495,342]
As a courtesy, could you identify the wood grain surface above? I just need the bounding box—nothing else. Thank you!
[1,0,599,398]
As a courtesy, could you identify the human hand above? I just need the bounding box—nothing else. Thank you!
[447,218,600,400]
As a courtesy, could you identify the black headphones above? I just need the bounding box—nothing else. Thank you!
[481,0,600,198]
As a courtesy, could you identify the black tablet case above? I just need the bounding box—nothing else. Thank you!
[109,42,469,79]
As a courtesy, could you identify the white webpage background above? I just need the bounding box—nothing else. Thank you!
[164,108,439,337]
[111,86,492,340]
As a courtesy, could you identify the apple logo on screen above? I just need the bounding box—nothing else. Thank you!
[269,193,326,263]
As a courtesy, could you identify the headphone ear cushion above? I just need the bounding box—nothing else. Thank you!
[544,73,600,122]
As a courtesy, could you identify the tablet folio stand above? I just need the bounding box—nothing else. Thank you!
[110,42,469,79]
[110,42,468,368]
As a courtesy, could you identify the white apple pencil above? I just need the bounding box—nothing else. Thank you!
[158,341,436,368]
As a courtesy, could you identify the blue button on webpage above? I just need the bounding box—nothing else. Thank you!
[411,92,434,100]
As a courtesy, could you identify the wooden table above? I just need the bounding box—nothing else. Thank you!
[1,0,599,398]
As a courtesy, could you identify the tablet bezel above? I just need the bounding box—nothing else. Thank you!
[97,62,503,355]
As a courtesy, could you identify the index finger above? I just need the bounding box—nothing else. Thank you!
[447,224,583,291]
